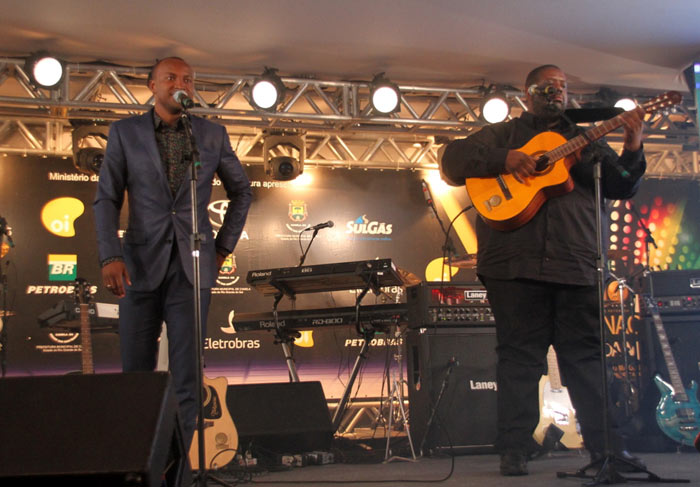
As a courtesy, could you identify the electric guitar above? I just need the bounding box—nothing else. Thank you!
[75,278,94,374]
[534,346,583,449]
[644,296,700,446]
[465,91,682,230]
[189,376,238,470]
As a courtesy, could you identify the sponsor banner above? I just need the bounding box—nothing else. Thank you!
[344,336,403,348]
[26,284,98,295]
[48,172,99,182]
[48,254,77,281]
[345,214,393,241]
[40,197,84,237]
[213,254,251,295]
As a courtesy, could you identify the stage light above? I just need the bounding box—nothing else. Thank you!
[370,73,401,114]
[263,132,305,181]
[251,68,285,111]
[614,98,637,111]
[24,52,65,90]
[72,124,109,175]
[75,148,105,174]
[480,93,510,124]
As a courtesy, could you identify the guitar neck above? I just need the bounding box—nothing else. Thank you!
[545,114,624,164]
[546,346,563,389]
[646,297,687,401]
[80,302,94,375]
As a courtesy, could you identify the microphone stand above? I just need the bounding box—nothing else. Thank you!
[558,161,674,484]
[180,111,231,487]
[421,180,473,278]
[298,227,321,267]
[0,216,12,378]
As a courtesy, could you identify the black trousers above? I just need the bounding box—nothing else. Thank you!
[484,277,621,454]
[119,243,211,446]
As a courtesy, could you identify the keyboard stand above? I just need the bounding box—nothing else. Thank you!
[272,291,301,382]
[250,259,404,432]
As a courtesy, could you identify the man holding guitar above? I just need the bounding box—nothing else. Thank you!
[441,65,647,476]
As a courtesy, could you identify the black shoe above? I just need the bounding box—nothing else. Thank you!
[590,450,646,473]
[500,450,528,476]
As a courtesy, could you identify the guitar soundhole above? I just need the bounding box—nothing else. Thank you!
[535,155,551,173]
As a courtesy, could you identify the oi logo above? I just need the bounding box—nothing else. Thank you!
[41,197,85,237]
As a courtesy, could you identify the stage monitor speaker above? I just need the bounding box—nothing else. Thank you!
[407,327,497,455]
[226,381,333,454]
[0,372,188,486]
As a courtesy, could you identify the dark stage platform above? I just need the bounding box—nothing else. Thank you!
[202,450,698,487]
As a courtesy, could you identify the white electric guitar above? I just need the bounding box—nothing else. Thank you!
[534,346,583,449]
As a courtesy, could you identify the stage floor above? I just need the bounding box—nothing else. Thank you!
[207,450,699,486]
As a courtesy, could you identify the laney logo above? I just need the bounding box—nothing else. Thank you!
[465,290,488,301]
[469,380,498,391]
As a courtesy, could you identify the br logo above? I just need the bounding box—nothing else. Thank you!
[41,197,84,237]
[48,254,77,281]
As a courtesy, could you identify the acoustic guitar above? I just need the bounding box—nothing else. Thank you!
[465,91,681,230]
[189,376,238,470]
[644,296,700,447]
[74,278,94,374]
[534,346,583,449]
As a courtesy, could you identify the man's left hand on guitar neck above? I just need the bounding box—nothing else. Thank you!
[620,106,645,152]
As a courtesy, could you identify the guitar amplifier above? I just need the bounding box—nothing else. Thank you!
[641,270,700,314]
[407,327,497,454]
[407,282,494,328]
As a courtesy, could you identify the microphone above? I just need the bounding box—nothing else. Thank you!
[421,179,435,208]
[173,90,194,109]
[527,84,561,97]
[305,220,334,231]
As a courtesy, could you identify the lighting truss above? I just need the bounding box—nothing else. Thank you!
[0,57,697,177]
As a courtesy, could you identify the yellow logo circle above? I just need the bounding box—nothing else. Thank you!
[41,197,85,237]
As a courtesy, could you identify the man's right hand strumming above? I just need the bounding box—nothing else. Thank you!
[505,150,537,183]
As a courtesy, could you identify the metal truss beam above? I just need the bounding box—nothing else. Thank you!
[0,58,697,177]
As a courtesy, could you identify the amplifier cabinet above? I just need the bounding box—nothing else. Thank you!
[407,327,497,455]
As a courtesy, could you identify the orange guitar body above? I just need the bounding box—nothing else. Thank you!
[465,131,577,231]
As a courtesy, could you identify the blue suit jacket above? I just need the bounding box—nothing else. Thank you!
[94,110,252,291]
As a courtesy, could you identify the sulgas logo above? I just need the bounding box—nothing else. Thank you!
[41,197,84,237]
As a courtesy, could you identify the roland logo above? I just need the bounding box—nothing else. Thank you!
[259,320,281,329]
[251,271,272,278]
[301,267,313,273]
[469,379,497,391]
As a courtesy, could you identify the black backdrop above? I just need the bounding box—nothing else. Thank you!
[0,156,477,398]
[1,155,698,401]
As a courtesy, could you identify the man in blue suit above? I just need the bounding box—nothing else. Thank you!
[94,57,252,443]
